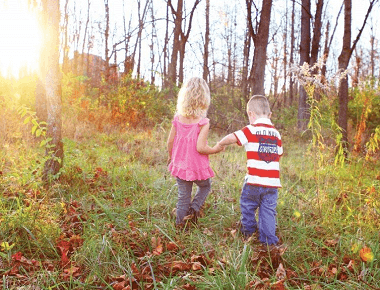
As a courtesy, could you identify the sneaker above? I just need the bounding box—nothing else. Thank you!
[183,207,199,224]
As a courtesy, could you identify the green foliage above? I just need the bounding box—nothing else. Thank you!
[209,85,246,132]
[349,78,380,134]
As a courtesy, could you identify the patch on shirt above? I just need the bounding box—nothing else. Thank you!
[258,137,278,163]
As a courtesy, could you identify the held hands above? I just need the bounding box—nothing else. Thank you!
[212,142,225,153]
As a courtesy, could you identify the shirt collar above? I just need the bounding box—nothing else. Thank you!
[252,117,273,126]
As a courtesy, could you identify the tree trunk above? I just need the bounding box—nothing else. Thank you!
[241,27,250,105]
[104,0,110,80]
[337,0,351,147]
[61,0,70,74]
[178,0,200,85]
[309,0,323,66]
[289,0,295,105]
[41,0,64,180]
[247,0,273,96]
[203,0,210,82]
[297,0,311,131]
[167,0,183,90]
[338,0,377,149]
[162,3,169,88]
[282,1,288,107]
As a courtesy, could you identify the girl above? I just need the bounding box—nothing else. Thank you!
[167,77,223,226]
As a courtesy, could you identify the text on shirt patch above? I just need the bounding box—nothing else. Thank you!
[258,137,278,163]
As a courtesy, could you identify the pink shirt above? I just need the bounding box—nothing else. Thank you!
[168,115,214,181]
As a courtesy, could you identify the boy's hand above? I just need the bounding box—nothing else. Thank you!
[213,142,225,153]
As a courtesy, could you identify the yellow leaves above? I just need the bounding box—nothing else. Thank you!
[1,241,15,251]
[359,246,374,262]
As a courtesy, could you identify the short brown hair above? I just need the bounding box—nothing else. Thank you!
[247,95,271,116]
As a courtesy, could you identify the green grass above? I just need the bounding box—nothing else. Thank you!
[1,124,379,289]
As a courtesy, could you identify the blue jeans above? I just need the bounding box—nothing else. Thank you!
[176,178,211,224]
[240,182,279,245]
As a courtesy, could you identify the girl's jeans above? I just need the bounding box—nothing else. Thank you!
[176,177,211,224]
[240,182,279,245]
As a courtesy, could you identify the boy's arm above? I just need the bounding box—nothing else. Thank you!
[218,133,238,146]
[197,123,224,155]
[167,124,176,163]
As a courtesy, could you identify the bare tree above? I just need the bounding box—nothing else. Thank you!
[337,0,378,149]
[104,0,110,80]
[61,0,70,74]
[309,0,323,66]
[203,0,210,82]
[40,0,64,180]
[178,0,201,84]
[297,0,311,131]
[167,0,183,89]
[289,0,296,105]
[246,0,273,97]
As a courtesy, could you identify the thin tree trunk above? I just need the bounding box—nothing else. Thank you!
[309,0,323,66]
[297,0,311,131]
[203,0,210,82]
[247,0,273,96]
[162,3,169,88]
[242,27,250,105]
[62,0,70,74]
[41,0,64,180]
[282,0,288,107]
[289,0,295,105]
[178,0,201,85]
[338,0,377,149]
[167,0,183,89]
[104,0,110,80]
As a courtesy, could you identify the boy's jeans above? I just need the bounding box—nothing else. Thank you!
[240,182,279,245]
[176,177,211,224]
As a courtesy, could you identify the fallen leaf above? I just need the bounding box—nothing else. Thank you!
[271,280,286,290]
[182,284,196,290]
[192,262,202,271]
[11,251,23,261]
[171,261,191,272]
[166,242,178,251]
[112,280,126,290]
[359,246,374,262]
[276,263,286,280]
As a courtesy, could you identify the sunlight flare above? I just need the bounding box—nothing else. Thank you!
[0,1,42,78]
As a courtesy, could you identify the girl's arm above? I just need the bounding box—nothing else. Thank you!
[167,124,176,163]
[197,123,224,155]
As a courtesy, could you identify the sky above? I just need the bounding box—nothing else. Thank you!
[0,0,379,86]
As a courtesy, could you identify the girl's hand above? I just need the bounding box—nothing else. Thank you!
[213,142,225,153]
[167,157,171,165]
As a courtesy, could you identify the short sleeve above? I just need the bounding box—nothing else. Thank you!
[198,118,210,126]
[234,127,249,146]
[172,115,179,127]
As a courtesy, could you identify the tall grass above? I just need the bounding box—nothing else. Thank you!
[1,117,379,289]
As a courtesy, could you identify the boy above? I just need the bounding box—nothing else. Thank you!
[217,95,283,245]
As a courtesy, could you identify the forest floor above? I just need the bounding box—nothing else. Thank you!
[0,125,379,289]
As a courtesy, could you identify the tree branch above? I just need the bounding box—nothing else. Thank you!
[349,0,379,58]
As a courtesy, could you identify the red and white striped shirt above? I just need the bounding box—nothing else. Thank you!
[234,118,283,188]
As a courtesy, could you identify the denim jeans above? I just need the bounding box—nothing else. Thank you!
[176,178,211,224]
[240,182,279,245]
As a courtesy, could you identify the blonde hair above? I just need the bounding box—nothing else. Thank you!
[176,77,210,118]
[247,95,271,116]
